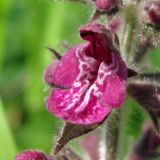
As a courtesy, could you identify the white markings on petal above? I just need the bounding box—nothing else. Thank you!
[75,53,121,113]
[57,44,122,114]
[62,45,99,111]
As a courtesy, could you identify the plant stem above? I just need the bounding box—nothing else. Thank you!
[104,110,121,160]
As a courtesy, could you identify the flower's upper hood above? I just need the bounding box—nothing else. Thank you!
[45,22,127,124]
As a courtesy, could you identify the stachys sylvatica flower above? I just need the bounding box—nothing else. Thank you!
[44,22,127,125]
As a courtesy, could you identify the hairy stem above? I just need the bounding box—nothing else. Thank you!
[104,111,121,160]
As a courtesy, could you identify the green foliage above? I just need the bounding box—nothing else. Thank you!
[0,99,17,159]
[0,0,89,157]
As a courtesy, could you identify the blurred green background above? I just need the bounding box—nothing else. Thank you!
[0,0,90,159]
[1,0,160,160]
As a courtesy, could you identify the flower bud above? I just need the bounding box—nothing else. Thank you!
[129,122,160,160]
[142,1,160,28]
[95,0,122,14]
[15,150,48,160]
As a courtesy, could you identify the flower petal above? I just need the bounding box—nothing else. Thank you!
[44,45,83,88]
[47,88,111,124]
[46,52,127,124]
[101,53,127,108]
[102,74,126,108]
[46,45,110,124]
[45,23,115,89]
[79,22,115,62]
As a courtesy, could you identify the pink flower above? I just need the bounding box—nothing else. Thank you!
[45,22,127,125]
[142,1,160,28]
[15,150,48,160]
[96,0,116,11]
[95,0,122,13]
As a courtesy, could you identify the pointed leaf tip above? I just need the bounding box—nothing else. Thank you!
[127,68,138,78]
[54,122,99,154]
[46,47,62,60]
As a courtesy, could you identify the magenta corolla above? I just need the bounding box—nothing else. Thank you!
[45,23,127,125]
